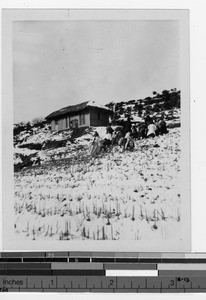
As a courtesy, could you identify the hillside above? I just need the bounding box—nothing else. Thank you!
[14,89,180,171]
[13,89,182,241]
[14,128,181,241]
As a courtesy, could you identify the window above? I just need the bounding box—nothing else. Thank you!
[80,114,85,125]
[98,113,100,120]
[71,120,78,128]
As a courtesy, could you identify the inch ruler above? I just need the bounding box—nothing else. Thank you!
[1,252,206,293]
[0,275,205,293]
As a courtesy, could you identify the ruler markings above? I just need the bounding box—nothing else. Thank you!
[8,288,206,293]
[3,252,206,293]
[3,287,206,292]
[2,276,206,290]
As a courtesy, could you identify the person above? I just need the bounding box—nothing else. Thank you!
[89,132,101,157]
[147,121,157,138]
[124,131,135,150]
[145,114,153,126]
[124,116,132,135]
[138,122,147,139]
[106,124,114,135]
[155,118,161,136]
[132,125,138,140]
[159,119,168,135]
[104,133,112,147]
[103,125,113,148]
[118,136,125,148]
[112,127,123,145]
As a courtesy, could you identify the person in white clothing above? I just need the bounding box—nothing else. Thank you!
[124,131,134,150]
[147,122,156,138]
[89,132,101,157]
[105,132,112,141]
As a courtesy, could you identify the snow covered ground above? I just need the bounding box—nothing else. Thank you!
[14,127,181,241]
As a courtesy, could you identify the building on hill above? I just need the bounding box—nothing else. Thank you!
[45,101,112,131]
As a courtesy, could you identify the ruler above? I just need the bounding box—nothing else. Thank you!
[1,252,206,293]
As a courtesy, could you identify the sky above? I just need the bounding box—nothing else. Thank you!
[13,20,180,123]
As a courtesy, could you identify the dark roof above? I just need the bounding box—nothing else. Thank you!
[45,101,110,120]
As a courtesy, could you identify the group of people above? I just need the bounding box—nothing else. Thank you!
[89,114,168,157]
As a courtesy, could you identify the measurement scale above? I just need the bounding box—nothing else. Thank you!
[1,252,206,293]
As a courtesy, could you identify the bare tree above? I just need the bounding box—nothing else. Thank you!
[31,117,45,125]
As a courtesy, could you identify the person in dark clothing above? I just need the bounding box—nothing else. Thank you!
[159,120,168,135]
[138,123,147,139]
[124,116,132,135]
[145,114,153,126]
[106,124,114,135]
[132,125,138,140]
[112,128,123,145]
[155,119,160,136]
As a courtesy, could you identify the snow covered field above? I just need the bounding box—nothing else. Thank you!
[14,127,181,241]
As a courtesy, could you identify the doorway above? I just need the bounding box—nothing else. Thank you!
[71,119,78,128]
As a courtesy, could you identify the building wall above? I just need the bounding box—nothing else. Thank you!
[50,110,90,131]
[84,111,90,127]
[89,107,110,126]
[62,118,66,129]
[51,120,55,131]
[58,119,64,131]
[66,116,70,128]
[49,108,109,131]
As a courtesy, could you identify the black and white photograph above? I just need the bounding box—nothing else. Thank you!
[2,9,190,251]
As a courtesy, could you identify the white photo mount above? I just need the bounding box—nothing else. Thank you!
[2,9,190,252]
